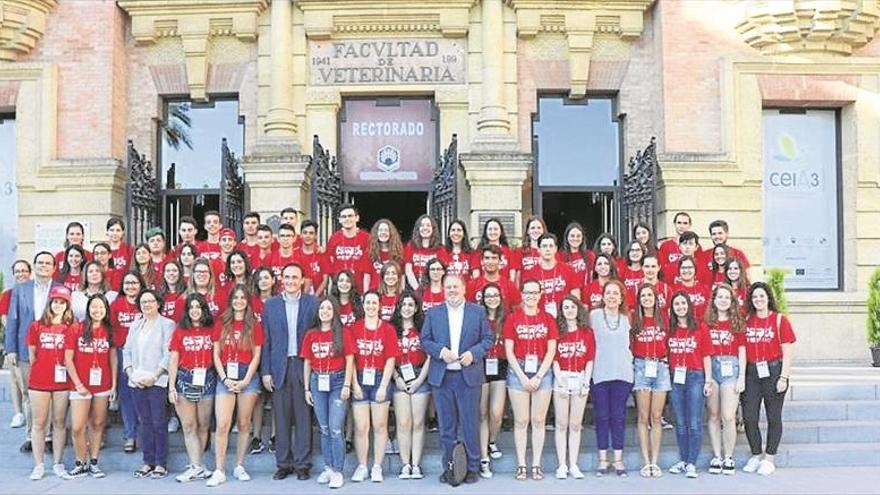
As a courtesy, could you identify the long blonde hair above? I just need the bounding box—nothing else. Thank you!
[219,284,255,351]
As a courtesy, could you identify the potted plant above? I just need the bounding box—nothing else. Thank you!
[765,268,790,315]
[867,268,880,367]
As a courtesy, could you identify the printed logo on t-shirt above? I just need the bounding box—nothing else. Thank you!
[39,332,65,350]
[668,335,698,354]
[567,258,586,273]
[310,340,334,359]
[356,337,384,356]
[538,275,567,295]
[710,328,734,346]
[180,334,213,352]
[77,336,110,354]
[340,312,356,327]
[514,323,548,340]
[745,325,774,344]
[687,291,707,307]
[335,245,364,261]
[635,325,666,343]
[400,332,421,355]
[410,252,436,268]
[117,311,141,328]
[557,340,587,358]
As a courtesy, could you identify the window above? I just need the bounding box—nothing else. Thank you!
[160,99,244,189]
[533,97,620,187]
[762,109,841,290]
[0,114,17,282]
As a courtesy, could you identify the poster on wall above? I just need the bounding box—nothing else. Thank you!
[339,99,437,187]
[0,117,17,285]
[762,109,839,290]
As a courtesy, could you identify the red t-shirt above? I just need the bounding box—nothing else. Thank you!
[708,319,746,357]
[162,291,181,319]
[300,328,354,374]
[466,275,522,310]
[196,240,223,261]
[61,273,82,292]
[339,301,357,329]
[444,248,472,281]
[27,321,74,391]
[619,265,644,303]
[327,229,372,287]
[472,244,521,278]
[55,249,93,272]
[397,327,427,367]
[236,241,260,267]
[270,250,300,287]
[368,250,392,291]
[213,320,265,365]
[502,310,559,361]
[744,312,796,363]
[169,326,215,370]
[65,323,114,393]
[106,268,124,293]
[698,244,751,272]
[486,319,506,360]
[110,297,142,347]
[293,248,331,295]
[251,296,266,323]
[583,279,607,310]
[0,288,11,316]
[420,288,445,313]
[379,294,399,321]
[519,247,541,273]
[658,238,683,268]
[522,262,579,317]
[110,242,134,272]
[561,250,594,286]
[673,282,712,320]
[347,319,399,372]
[644,280,672,317]
[555,327,596,372]
[172,292,224,321]
[404,245,447,283]
[667,323,713,370]
[630,315,669,359]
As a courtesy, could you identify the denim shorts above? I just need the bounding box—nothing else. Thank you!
[711,355,741,387]
[216,366,261,396]
[176,367,217,402]
[354,371,395,405]
[506,361,553,392]
[632,357,672,392]
[397,366,430,395]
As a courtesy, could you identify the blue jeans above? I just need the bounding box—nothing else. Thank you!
[132,385,168,466]
[669,369,706,465]
[310,371,348,472]
[117,348,138,440]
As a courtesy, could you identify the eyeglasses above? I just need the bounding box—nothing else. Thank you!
[483,293,501,299]
[522,291,541,296]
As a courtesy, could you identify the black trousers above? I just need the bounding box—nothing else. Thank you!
[741,360,786,456]
[273,357,313,470]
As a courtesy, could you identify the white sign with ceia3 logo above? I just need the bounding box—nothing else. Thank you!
[309,39,466,86]
[762,109,839,290]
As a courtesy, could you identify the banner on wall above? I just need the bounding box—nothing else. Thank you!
[762,109,839,290]
[339,99,437,187]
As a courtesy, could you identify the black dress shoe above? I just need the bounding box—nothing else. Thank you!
[296,468,310,480]
[273,467,293,480]
[465,471,479,484]
[19,440,32,453]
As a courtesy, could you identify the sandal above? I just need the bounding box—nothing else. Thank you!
[134,465,153,478]
[531,466,544,480]
[150,465,168,479]
[595,460,610,477]
[614,461,628,478]
[650,463,663,478]
[640,464,653,478]
[515,465,527,481]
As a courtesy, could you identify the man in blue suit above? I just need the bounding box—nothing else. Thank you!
[421,274,493,484]
[4,251,61,453]
[260,262,318,481]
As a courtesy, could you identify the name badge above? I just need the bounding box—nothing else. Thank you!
[192,368,207,387]
[544,302,557,318]
[54,365,68,384]
[89,367,103,387]
[362,367,377,386]
[566,372,582,392]
[644,359,659,378]
[524,354,539,374]
[720,360,735,378]
[226,362,240,381]
[756,361,770,379]
[318,373,331,392]
[485,358,499,376]
[400,363,416,382]
[673,366,687,385]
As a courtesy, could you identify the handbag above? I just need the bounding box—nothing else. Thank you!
[445,441,468,487]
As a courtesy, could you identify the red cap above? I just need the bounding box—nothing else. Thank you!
[219,227,237,240]
[48,285,72,303]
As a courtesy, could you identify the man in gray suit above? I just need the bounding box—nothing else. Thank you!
[4,251,61,452]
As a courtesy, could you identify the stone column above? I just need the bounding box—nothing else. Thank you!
[473,0,516,151]
[264,0,297,138]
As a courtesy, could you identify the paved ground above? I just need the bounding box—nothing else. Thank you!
[0,466,878,495]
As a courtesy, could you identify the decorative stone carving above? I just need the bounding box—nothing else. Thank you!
[118,0,267,100]
[296,0,476,39]
[0,0,56,61]
[736,0,880,55]
[506,0,651,97]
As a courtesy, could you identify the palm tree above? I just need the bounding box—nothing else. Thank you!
[158,102,194,150]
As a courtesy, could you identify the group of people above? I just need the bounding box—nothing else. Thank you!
[1,206,796,487]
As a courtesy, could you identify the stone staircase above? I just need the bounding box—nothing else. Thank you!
[0,365,877,476]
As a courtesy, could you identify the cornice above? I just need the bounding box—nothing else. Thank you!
[0,0,57,61]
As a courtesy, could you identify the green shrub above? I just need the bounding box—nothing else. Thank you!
[766,268,789,316]
[867,268,880,347]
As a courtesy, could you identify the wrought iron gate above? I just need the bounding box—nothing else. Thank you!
[621,137,657,246]
[310,135,343,244]
[220,138,245,237]
[430,134,458,236]
[124,140,159,245]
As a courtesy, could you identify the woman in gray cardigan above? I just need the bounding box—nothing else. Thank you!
[122,289,175,479]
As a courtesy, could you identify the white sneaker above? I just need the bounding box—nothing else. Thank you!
[708,456,723,475]
[756,460,776,476]
[410,465,424,479]
[30,464,45,481]
[488,442,502,459]
[743,455,762,473]
[10,413,25,428]
[480,459,493,479]
[318,466,333,484]
[167,416,180,433]
[233,465,251,481]
[398,464,412,480]
[556,465,568,479]
[569,465,585,479]
[351,464,368,482]
[685,464,698,479]
[53,463,71,479]
[329,471,345,489]
[370,464,383,482]
[668,461,687,474]
[176,464,203,483]
[205,470,226,487]
[385,439,399,454]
